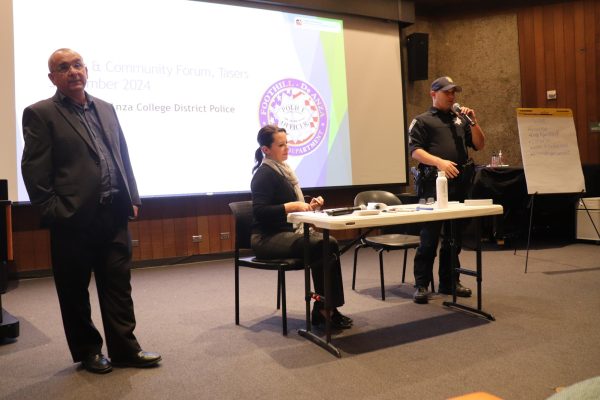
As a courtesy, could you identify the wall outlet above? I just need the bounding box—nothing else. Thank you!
[220,232,230,240]
[131,239,139,247]
[192,235,203,243]
[546,89,557,100]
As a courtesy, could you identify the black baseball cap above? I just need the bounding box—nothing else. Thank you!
[431,76,462,92]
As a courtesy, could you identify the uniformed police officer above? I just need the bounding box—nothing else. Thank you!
[408,76,486,304]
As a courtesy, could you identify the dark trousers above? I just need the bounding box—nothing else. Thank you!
[413,220,462,288]
[414,177,468,289]
[50,200,141,362]
[252,230,345,308]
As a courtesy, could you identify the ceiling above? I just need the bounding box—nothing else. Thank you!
[413,0,569,16]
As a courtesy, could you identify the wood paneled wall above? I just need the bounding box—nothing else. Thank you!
[11,196,246,273]
[517,0,600,164]
[10,187,370,274]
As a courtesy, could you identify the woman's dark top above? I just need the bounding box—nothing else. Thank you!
[250,164,297,235]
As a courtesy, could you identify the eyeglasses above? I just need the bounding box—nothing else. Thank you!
[53,62,85,74]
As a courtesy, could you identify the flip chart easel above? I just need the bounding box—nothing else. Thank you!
[516,108,586,272]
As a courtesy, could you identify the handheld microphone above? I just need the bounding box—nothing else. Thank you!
[452,103,476,126]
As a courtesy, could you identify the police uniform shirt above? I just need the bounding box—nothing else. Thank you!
[408,107,475,166]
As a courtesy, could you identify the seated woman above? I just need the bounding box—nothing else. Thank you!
[250,124,352,330]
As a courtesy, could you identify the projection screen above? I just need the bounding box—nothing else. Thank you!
[0,0,407,202]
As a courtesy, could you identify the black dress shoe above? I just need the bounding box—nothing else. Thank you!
[413,286,429,304]
[312,305,352,329]
[438,282,472,297]
[333,309,353,325]
[112,351,162,368]
[81,353,112,374]
[331,312,352,329]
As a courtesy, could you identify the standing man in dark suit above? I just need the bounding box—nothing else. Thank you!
[21,48,161,374]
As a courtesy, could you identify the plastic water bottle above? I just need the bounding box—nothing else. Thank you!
[491,152,498,167]
[436,170,448,209]
[498,150,503,166]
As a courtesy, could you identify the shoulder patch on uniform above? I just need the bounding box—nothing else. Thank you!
[408,119,417,133]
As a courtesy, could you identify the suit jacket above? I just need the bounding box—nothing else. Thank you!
[21,91,140,228]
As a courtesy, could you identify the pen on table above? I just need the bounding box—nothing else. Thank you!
[416,205,434,211]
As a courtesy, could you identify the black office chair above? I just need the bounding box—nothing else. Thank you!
[228,201,304,335]
[352,190,433,300]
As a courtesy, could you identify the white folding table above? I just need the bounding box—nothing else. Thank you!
[288,203,504,357]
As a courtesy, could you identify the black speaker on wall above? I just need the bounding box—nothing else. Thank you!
[407,32,429,81]
[1,179,8,295]
[0,180,7,200]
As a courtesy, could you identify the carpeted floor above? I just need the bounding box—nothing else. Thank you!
[1,240,599,400]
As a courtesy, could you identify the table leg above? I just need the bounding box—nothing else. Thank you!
[297,227,342,357]
[303,225,311,332]
[443,217,495,321]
